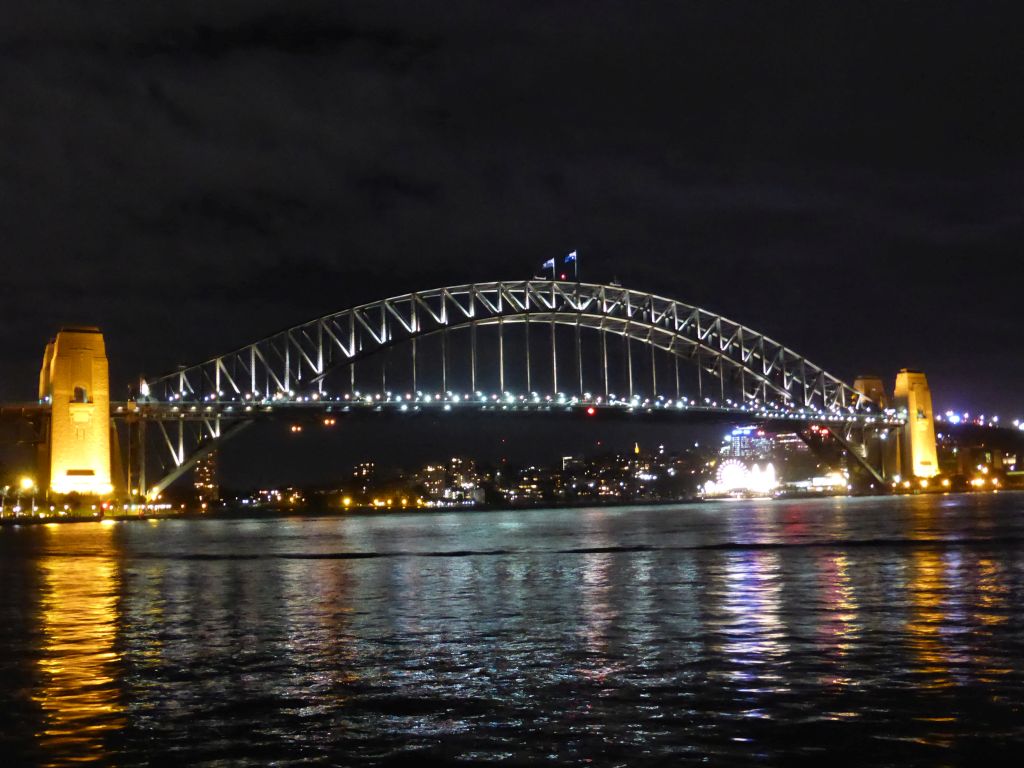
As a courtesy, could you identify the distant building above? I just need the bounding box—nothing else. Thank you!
[506,465,560,502]
[193,451,219,502]
[413,457,484,504]
[352,461,376,494]
[722,426,774,461]
[774,432,808,451]
[562,455,584,472]
[417,463,448,498]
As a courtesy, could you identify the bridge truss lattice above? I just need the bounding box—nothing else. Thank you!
[127,281,892,498]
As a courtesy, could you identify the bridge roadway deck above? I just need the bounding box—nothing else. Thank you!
[0,397,905,429]
[112,396,902,428]
[0,402,48,420]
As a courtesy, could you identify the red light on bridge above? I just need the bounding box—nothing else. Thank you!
[586,406,596,416]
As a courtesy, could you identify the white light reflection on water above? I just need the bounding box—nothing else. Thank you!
[712,549,788,694]
[816,551,861,690]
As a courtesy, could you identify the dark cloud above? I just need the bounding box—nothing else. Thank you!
[1,0,1022,423]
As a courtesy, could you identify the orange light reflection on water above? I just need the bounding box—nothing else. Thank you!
[971,557,1012,683]
[33,523,124,764]
[907,549,953,690]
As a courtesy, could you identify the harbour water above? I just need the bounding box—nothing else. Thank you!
[2,492,1024,765]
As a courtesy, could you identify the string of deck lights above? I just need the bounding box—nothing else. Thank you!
[128,387,904,430]
[135,390,1024,431]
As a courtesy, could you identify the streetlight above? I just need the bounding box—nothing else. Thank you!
[19,477,36,513]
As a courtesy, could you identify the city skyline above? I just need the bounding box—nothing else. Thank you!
[204,418,1020,505]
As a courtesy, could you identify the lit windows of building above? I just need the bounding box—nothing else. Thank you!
[193,451,219,502]
[352,461,376,494]
[721,426,774,461]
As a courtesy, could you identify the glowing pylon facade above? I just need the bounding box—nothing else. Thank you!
[893,369,939,479]
[853,376,888,409]
[39,328,113,496]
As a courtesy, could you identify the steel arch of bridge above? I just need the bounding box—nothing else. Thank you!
[129,280,895,499]
[143,280,873,414]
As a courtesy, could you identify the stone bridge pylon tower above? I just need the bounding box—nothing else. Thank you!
[893,368,939,480]
[38,327,113,496]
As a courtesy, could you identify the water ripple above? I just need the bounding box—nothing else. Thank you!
[1,493,1024,764]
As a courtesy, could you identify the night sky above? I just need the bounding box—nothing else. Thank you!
[2,2,1022,482]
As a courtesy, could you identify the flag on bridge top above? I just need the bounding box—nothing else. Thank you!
[564,250,578,280]
[541,257,556,279]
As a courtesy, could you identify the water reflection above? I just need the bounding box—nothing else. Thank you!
[577,551,620,684]
[972,557,1013,684]
[816,551,861,687]
[33,523,124,764]
[907,549,953,688]
[575,511,627,685]
[2,493,1024,765]
[713,550,787,691]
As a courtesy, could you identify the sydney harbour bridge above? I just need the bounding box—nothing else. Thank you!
[3,279,980,502]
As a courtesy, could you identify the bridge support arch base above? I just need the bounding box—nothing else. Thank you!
[143,420,252,502]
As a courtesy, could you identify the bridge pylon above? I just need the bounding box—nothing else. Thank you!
[852,375,898,481]
[893,369,939,480]
[852,370,940,484]
[38,328,114,497]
